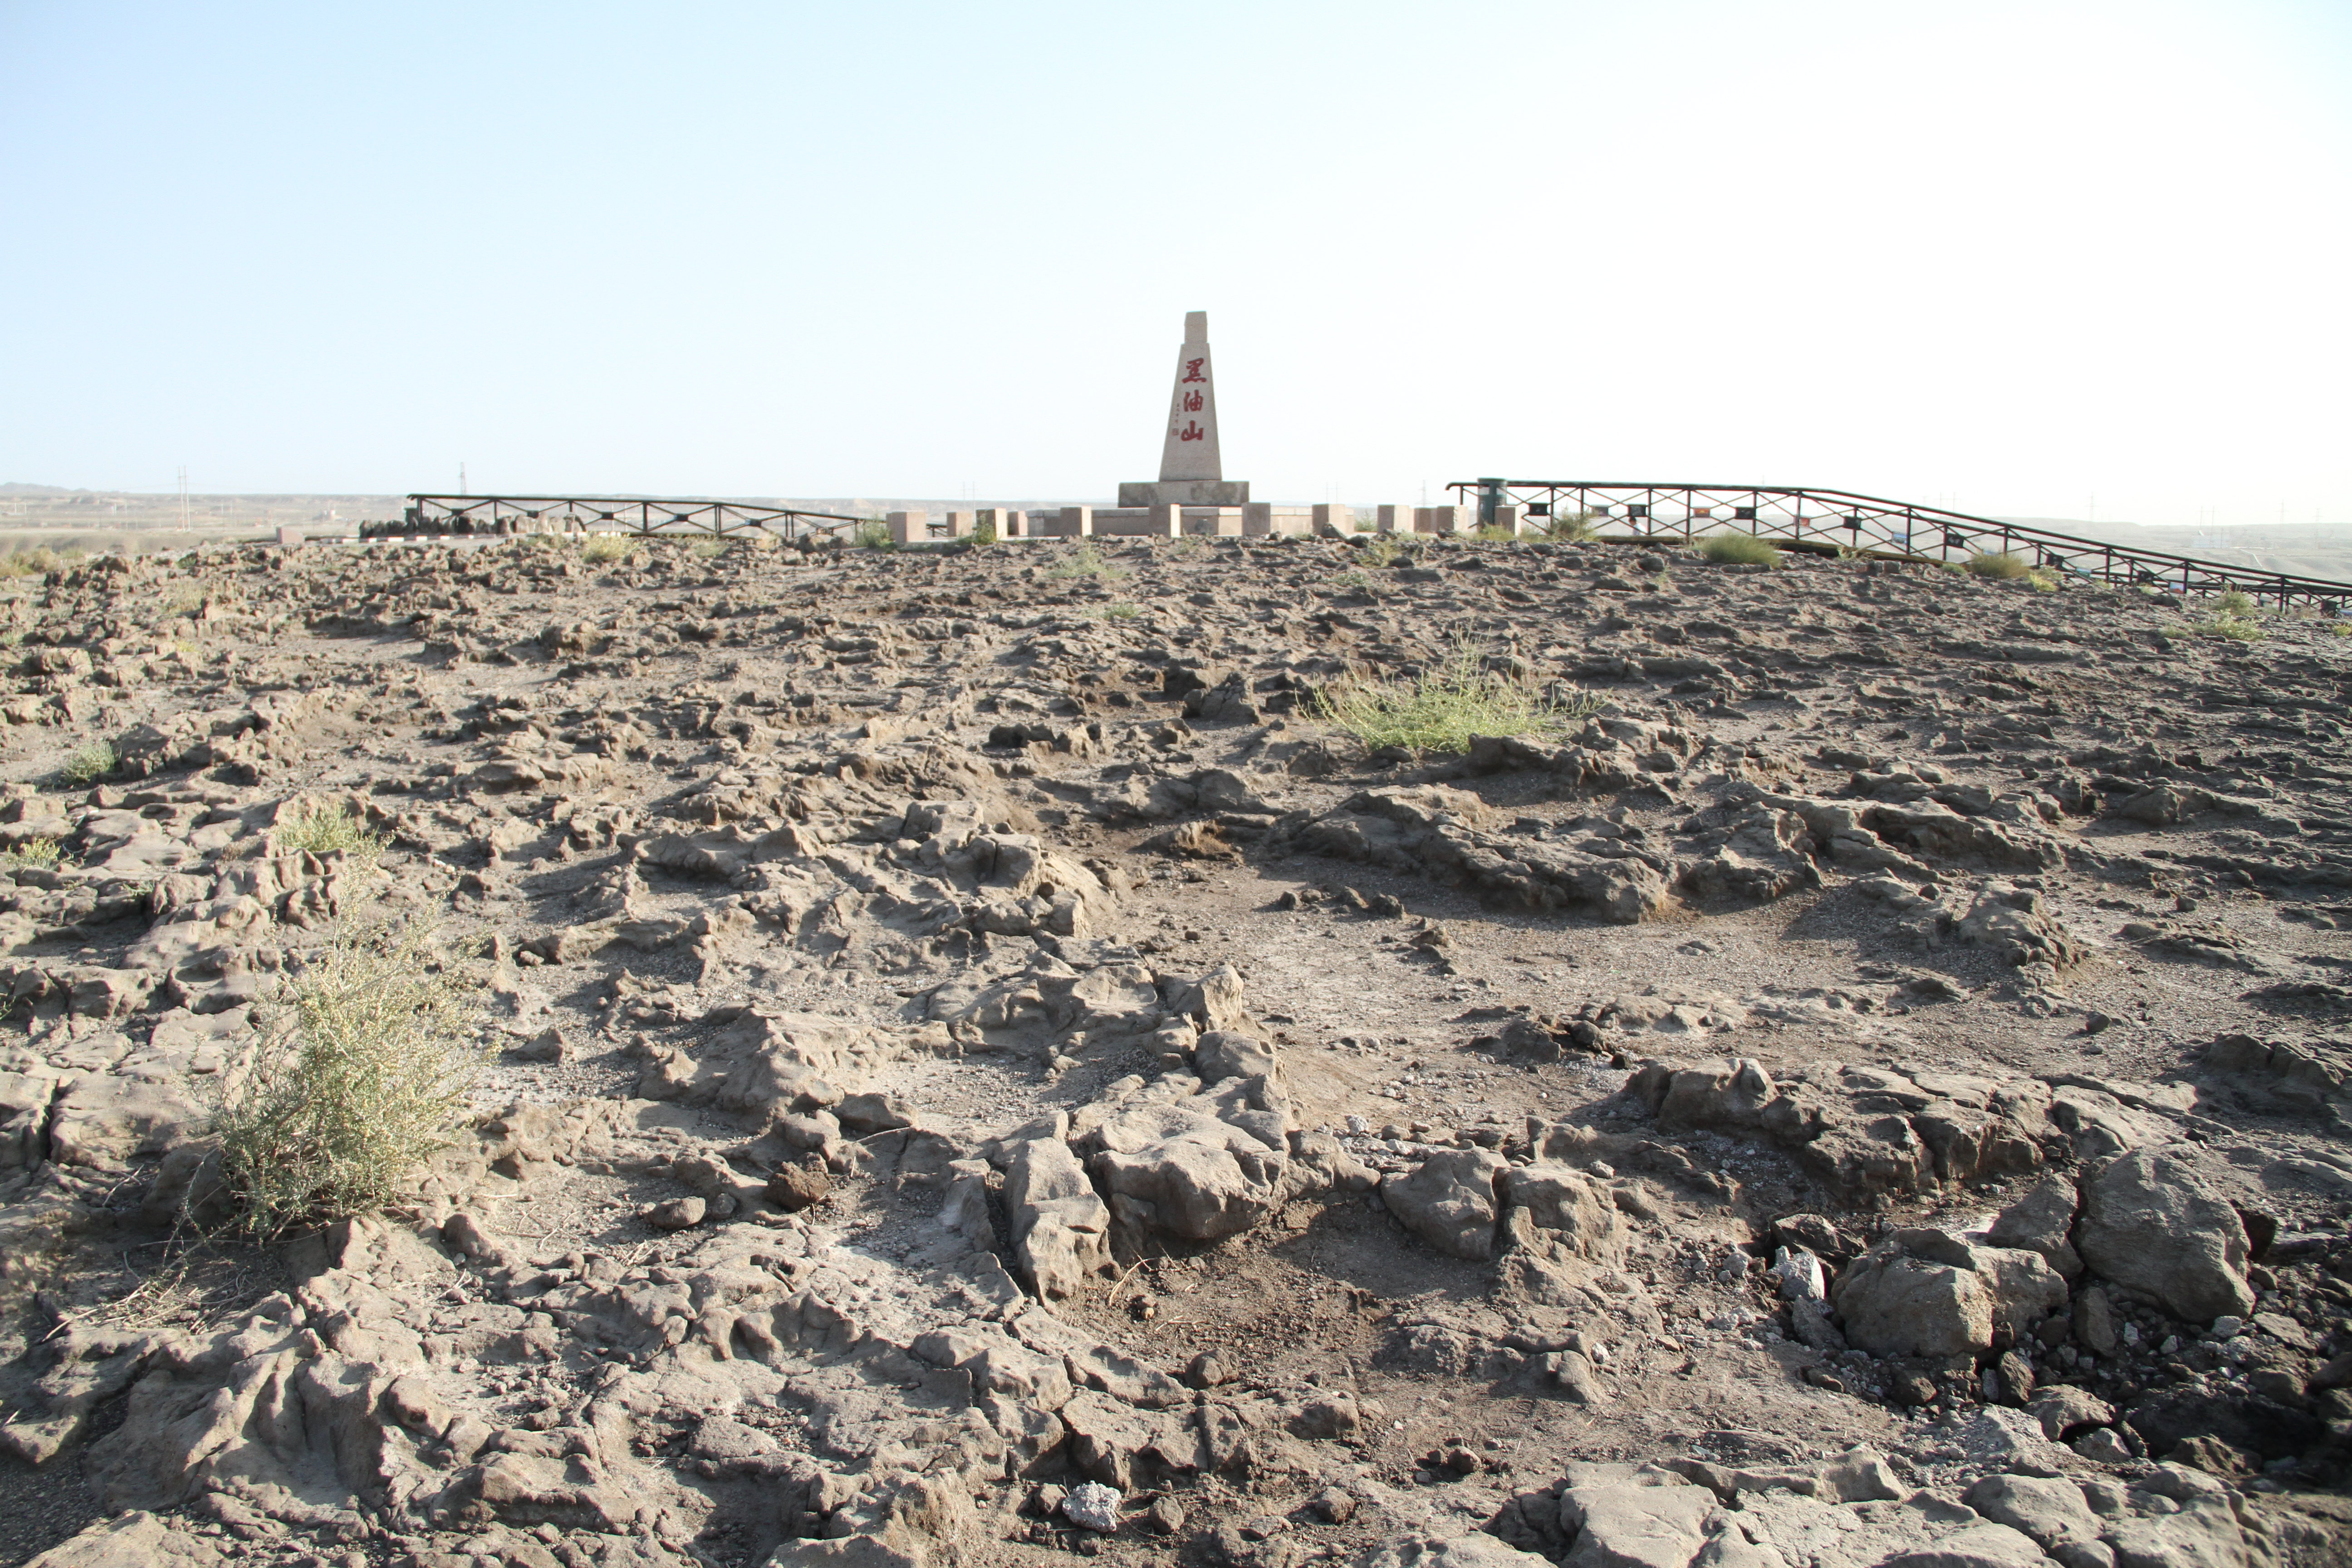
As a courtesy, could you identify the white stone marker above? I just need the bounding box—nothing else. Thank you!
[1118,312,1250,507]
[1161,311,1220,485]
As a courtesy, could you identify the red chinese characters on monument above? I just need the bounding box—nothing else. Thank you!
[1180,357,1206,384]
[1178,421,1204,442]
[1182,390,1204,413]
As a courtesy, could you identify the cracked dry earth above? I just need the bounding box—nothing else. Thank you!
[2,531,2352,1568]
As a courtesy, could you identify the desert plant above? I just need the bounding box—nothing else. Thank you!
[1698,533,1782,567]
[0,837,61,871]
[2195,590,2265,640]
[1334,569,1372,594]
[581,534,633,563]
[1539,510,1599,543]
[973,515,999,545]
[1362,534,1406,568]
[212,926,482,1239]
[1047,542,1129,581]
[1965,551,2032,580]
[853,521,895,551]
[690,536,729,559]
[1314,635,1600,756]
[1473,524,1519,543]
[60,741,117,785]
[1097,602,1142,622]
[273,801,387,862]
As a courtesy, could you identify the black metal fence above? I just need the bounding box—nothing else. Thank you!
[392,495,868,544]
[1450,480,2350,611]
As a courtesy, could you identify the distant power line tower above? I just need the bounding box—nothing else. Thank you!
[177,466,189,529]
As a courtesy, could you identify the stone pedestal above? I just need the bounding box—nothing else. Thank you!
[887,510,928,544]
[1038,506,1093,538]
[975,508,1023,539]
[1377,505,1412,534]
[1183,507,1243,537]
[1119,312,1249,510]
[1118,479,1250,507]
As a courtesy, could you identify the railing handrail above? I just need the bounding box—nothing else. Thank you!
[1446,479,2351,607]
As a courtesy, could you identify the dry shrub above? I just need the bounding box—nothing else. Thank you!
[1315,635,1599,756]
[214,926,481,1238]
[1965,551,2031,580]
[60,741,118,784]
[581,533,633,562]
[1698,533,1782,567]
[273,800,386,862]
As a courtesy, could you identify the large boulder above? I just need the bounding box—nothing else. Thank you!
[1830,1230,2065,1357]
[1384,1150,1507,1260]
[1556,1478,1720,1568]
[1985,1174,2082,1277]
[2073,1150,2254,1323]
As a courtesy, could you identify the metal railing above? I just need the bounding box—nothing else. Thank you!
[1449,480,2351,610]
[392,494,870,544]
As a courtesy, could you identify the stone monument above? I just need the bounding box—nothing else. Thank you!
[1117,311,1250,507]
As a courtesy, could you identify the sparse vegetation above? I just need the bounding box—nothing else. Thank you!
[0,837,61,871]
[1048,542,1129,580]
[159,583,208,618]
[2195,589,2266,640]
[1539,510,1599,543]
[60,741,118,784]
[581,534,633,563]
[973,514,999,545]
[1168,533,1208,560]
[1362,534,1408,568]
[690,536,729,559]
[853,521,896,551]
[1697,532,1782,567]
[0,547,79,580]
[1333,569,1372,594]
[274,801,387,862]
[212,926,482,1239]
[1314,635,1601,756]
[1097,602,1142,622]
[1472,524,1519,543]
[1965,551,2032,580]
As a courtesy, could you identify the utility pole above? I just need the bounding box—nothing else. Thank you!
[459,462,467,497]
[177,466,189,529]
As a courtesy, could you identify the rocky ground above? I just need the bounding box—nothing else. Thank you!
[0,529,2349,1568]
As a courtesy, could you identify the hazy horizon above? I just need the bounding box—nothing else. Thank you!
[5,2,2347,527]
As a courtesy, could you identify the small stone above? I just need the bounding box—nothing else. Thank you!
[1890,1372,1939,1407]
[1993,1350,2036,1406]
[2073,1428,2133,1463]
[1186,1350,1233,1388]
[764,1162,833,1213]
[2207,1314,2244,1339]
[1306,1486,1358,1524]
[1802,1365,1847,1392]
[1062,1481,1122,1533]
[641,1196,705,1230]
[1145,1497,1186,1536]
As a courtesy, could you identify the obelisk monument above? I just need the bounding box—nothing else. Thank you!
[1118,311,1250,507]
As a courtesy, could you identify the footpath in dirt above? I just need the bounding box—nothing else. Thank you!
[0,529,2349,1568]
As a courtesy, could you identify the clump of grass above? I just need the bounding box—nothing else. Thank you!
[1539,510,1599,543]
[213,926,482,1239]
[0,837,61,871]
[1965,551,2033,580]
[1698,533,1782,567]
[2025,567,2060,593]
[2195,589,2265,640]
[0,548,77,580]
[158,584,207,618]
[1472,524,1519,543]
[1097,602,1142,622]
[274,801,387,862]
[852,521,895,551]
[1314,636,1600,756]
[690,536,729,559]
[1362,534,1407,568]
[1047,542,1129,581]
[60,741,118,785]
[1168,534,1208,560]
[973,514,999,545]
[1334,569,1372,594]
[581,534,633,563]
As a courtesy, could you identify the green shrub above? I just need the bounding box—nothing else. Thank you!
[1540,510,1599,543]
[973,515,999,544]
[853,521,895,551]
[0,837,61,871]
[1098,602,1141,622]
[274,801,387,862]
[1047,542,1129,581]
[581,534,633,563]
[1965,551,2032,580]
[2216,589,2256,616]
[1314,636,1600,756]
[1362,534,1406,568]
[60,742,118,785]
[213,926,481,1239]
[2195,591,2265,639]
[1698,533,1782,567]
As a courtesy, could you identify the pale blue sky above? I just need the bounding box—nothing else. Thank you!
[4,1,2347,525]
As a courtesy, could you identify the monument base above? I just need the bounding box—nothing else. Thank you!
[1117,480,1251,507]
